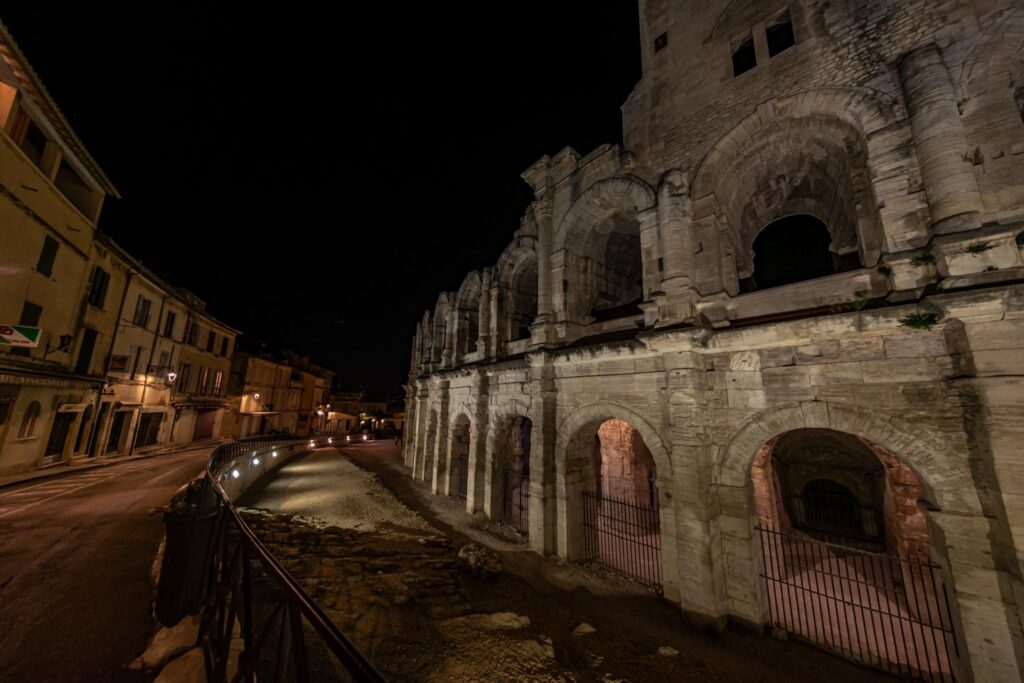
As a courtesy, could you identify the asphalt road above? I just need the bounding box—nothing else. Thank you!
[0,448,212,683]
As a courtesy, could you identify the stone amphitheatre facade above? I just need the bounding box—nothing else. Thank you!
[403,2,1024,680]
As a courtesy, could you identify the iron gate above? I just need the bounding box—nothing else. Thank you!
[503,467,529,534]
[758,525,959,682]
[582,491,662,588]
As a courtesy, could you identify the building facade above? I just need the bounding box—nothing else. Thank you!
[0,20,243,474]
[0,20,121,475]
[228,352,333,438]
[404,3,1024,681]
[94,245,239,456]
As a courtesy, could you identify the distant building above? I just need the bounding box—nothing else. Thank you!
[227,351,333,437]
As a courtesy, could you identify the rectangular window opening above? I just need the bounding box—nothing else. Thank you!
[767,10,796,57]
[732,34,757,76]
[37,236,58,277]
[654,32,668,53]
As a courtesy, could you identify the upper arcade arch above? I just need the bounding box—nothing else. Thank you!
[552,177,658,326]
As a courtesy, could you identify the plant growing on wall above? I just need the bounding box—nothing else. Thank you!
[910,252,936,267]
[962,241,993,255]
[898,312,939,330]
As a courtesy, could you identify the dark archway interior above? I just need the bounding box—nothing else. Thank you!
[590,214,643,320]
[508,260,538,342]
[771,428,886,549]
[744,214,860,291]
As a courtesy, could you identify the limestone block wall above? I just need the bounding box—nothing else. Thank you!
[405,284,1024,682]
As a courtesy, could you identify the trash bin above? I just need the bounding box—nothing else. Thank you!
[155,476,221,627]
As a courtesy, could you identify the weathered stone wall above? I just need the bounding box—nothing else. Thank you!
[403,3,1024,680]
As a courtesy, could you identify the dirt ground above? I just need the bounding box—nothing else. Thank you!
[242,443,894,682]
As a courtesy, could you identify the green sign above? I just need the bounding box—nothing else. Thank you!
[0,324,42,348]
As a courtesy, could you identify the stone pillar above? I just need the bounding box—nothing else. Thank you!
[402,385,417,469]
[431,382,450,494]
[413,383,430,480]
[528,353,557,555]
[654,170,699,326]
[478,268,492,358]
[530,199,557,347]
[467,370,490,513]
[899,44,982,234]
[488,286,502,360]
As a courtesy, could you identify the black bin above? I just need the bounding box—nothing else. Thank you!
[155,476,221,627]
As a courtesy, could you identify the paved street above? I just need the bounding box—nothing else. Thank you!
[0,448,213,683]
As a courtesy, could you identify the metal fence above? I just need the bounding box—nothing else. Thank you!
[203,435,385,682]
[785,488,884,552]
[503,467,529,534]
[582,490,662,588]
[758,525,959,682]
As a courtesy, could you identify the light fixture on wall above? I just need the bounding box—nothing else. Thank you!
[254,392,261,400]
[165,370,177,383]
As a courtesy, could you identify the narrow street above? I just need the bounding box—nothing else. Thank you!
[0,448,212,683]
[242,441,894,682]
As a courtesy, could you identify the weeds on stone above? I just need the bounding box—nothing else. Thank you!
[899,312,939,330]
[962,241,993,255]
[910,252,936,267]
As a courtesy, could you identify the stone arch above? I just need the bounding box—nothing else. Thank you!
[690,88,906,292]
[552,177,657,324]
[455,272,482,360]
[432,293,451,366]
[712,401,981,628]
[554,402,678,595]
[484,408,534,530]
[495,238,538,344]
[447,413,472,499]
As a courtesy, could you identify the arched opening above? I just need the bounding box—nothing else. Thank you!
[494,416,531,535]
[564,418,661,587]
[742,214,861,292]
[752,428,958,679]
[449,415,471,499]
[507,259,538,342]
[588,213,643,321]
[456,274,481,359]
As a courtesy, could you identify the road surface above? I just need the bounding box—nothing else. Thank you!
[0,448,212,683]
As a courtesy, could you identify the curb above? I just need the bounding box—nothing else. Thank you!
[0,439,225,491]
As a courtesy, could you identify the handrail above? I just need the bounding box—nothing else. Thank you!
[203,434,386,682]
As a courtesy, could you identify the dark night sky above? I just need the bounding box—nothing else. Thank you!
[2,4,642,396]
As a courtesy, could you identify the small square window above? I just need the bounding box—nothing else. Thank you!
[654,32,668,53]
[767,10,796,57]
[732,35,757,76]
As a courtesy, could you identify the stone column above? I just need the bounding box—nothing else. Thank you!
[431,382,450,494]
[442,306,456,369]
[478,268,492,358]
[528,353,557,555]
[899,44,982,234]
[488,285,502,360]
[530,199,556,347]
[413,383,430,480]
[467,370,490,513]
[655,170,700,325]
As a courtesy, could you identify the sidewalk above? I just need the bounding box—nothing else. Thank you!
[0,437,224,490]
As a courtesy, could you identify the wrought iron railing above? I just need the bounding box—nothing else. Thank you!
[582,489,662,588]
[202,434,385,682]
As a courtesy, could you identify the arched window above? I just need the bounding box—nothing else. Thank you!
[19,401,40,438]
[742,214,861,291]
